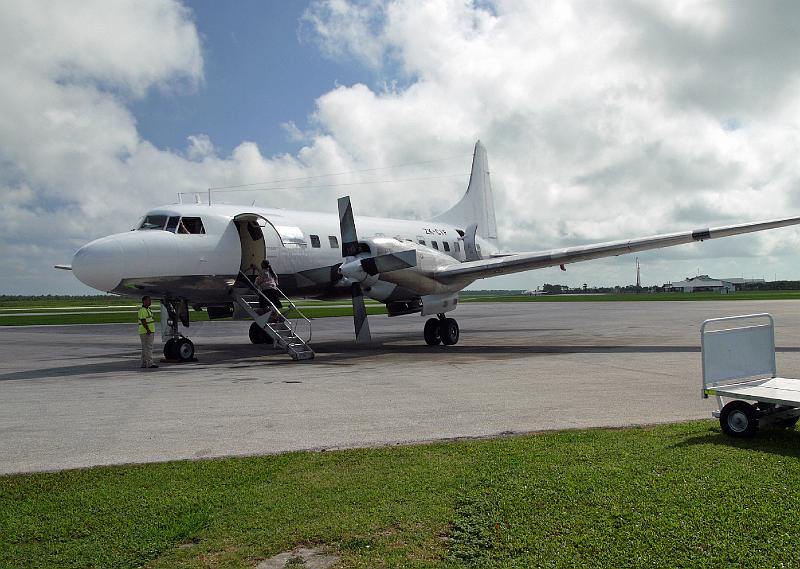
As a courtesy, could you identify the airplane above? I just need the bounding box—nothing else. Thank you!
[59,141,800,361]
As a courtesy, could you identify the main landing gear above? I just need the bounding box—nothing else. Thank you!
[424,313,460,346]
[162,298,196,362]
[249,321,274,345]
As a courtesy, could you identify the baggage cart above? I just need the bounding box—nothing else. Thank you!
[701,313,800,437]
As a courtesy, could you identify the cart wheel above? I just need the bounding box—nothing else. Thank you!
[720,400,758,438]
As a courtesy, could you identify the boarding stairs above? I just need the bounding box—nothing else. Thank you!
[233,272,314,361]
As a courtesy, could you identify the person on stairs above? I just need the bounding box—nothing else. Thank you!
[254,260,283,323]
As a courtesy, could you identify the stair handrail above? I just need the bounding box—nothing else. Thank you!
[237,271,312,343]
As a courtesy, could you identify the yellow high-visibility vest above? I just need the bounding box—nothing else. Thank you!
[138,307,154,335]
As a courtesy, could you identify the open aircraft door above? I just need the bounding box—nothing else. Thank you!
[233,213,283,272]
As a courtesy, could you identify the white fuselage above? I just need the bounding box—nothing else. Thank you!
[71,203,496,305]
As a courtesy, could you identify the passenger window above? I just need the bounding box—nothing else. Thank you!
[443,242,451,252]
[418,240,426,245]
[454,242,461,252]
[179,217,205,234]
[310,235,321,248]
[139,215,168,230]
[329,236,339,248]
[166,216,180,233]
[432,241,439,250]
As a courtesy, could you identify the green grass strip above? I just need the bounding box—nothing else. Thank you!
[2,421,800,568]
[0,305,387,326]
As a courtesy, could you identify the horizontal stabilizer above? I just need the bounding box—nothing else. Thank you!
[54,264,72,270]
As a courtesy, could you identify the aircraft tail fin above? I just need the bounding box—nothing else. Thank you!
[431,140,498,244]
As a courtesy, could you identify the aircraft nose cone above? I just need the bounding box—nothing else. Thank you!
[72,236,124,293]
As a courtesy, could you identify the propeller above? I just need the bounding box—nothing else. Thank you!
[337,196,418,343]
[338,196,372,343]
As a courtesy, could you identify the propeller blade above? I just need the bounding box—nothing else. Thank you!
[361,249,417,276]
[338,195,372,343]
[337,195,360,258]
[351,282,371,343]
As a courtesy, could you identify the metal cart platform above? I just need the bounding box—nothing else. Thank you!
[701,313,800,437]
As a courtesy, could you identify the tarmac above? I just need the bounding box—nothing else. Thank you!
[2,300,800,474]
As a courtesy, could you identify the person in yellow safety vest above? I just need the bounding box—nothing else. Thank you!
[138,296,158,369]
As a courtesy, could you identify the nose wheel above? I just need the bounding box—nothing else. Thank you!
[164,337,195,361]
[424,314,460,346]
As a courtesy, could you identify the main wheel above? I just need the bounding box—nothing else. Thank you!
[720,400,758,438]
[440,318,460,345]
[163,338,177,359]
[248,322,273,345]
[249,322,264,344]
[174,338,195,362]
[424,318,442,345]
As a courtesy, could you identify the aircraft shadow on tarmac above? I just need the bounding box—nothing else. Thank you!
[5,341,800,381]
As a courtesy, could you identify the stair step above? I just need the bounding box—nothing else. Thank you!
[233,284,314,362]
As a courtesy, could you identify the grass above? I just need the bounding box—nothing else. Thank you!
[2,421,800,568]
[0,302,386,326]
[0,296,136,308]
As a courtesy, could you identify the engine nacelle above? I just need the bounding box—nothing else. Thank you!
[364,237,463,295]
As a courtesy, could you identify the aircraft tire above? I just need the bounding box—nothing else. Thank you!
[163,338,177,359]
[424,318,442,345]
[249,322,273,345]
[720,400,758,438]
[249,322,265,344]
[175,338,195,362]
[440,318,459,345]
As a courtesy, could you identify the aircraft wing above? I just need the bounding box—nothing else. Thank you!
[434,216,800,283]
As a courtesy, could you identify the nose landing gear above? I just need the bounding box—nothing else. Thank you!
[162,298,196,362]
[424,313,460,346]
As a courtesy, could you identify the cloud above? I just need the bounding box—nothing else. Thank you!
[2,0,800,294]
[299,0,800,287]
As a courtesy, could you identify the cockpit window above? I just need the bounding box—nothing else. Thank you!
[139,215,205,233]
[178,217,205,234]
[139,215,168,230]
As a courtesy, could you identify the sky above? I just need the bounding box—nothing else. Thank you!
[2,0,800,295]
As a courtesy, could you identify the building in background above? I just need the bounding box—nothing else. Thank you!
[664,276,765,293]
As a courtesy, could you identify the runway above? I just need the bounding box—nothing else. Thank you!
[2,300,800,474]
